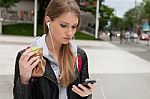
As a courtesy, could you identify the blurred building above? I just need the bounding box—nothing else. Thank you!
[0,0,36,24]
[76,0,97,35]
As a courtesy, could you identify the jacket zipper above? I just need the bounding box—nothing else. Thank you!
[44,75,59,99]
[44,75,58,86]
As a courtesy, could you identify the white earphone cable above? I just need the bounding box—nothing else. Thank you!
[48,23,58,60]
[99,78,107,99]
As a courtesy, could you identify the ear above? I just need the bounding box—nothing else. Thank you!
[45,16,51,26]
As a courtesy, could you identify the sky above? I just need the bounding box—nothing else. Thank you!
[104,0,143,17]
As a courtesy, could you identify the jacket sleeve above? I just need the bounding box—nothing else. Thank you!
[13,51,32,99]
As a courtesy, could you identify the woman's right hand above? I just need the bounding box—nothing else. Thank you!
[19,48,40,84]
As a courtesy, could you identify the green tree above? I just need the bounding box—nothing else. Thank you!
[143,0,150,21]
[99,4,114,30]
[0,0,19,8]
[110,16,124,31]
[122,0,150,31]
[123,7,139,30]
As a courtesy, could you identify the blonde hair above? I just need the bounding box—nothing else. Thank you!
[44,0,81,87]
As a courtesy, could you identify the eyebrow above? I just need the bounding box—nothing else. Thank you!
[59,21,78,26]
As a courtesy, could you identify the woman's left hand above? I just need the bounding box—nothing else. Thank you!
[72,83,95,97]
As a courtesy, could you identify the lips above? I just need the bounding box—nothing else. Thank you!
[63,37,71,40]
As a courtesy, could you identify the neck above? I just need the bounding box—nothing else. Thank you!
[45,34,62,61]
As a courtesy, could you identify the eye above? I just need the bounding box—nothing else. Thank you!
[72,26,77,29]
[60,24,67,28]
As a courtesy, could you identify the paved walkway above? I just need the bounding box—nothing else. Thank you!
[0,34,150,99]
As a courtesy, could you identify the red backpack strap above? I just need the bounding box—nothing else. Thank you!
[77,54,82,73]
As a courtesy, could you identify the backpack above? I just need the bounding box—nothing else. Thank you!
[77,54,82,73]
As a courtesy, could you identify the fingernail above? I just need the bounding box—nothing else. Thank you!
[25,47,30,50]
[72,88,75,91]
[88,83,91,85]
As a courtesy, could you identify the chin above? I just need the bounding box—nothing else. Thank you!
[61,39,71,44]
[62,41,70,44]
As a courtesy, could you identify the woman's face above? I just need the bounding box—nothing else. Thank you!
[49,12,79,44]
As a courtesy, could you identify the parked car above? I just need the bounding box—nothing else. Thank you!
[140,33,149,40]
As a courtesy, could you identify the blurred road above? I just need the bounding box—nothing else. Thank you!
[101,35,150,62]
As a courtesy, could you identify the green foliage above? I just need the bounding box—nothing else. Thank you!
[143,0,150,20]
[123,7,141,30]
[0,0,19,8]
[87,0,94,4]
[80,5,96,16]
[110,16,124,31]
[122,0,150,31]
[99,5,114,30]
[124,8,135,29]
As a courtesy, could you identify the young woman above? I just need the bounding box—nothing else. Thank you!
[13,0,95,99]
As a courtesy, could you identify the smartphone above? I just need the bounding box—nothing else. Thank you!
[82,79,97,88]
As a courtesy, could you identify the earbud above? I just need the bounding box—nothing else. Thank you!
[47,22,50,29]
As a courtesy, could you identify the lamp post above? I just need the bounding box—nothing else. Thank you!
[34,0,38,37]
[95,0,100,39]
[0,18,3,34]
[0,8,3,34]
[95,0,104,39]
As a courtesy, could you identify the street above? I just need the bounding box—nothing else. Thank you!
[107,36,150,62]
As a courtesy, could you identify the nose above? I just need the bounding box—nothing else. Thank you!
[65,27,74,37]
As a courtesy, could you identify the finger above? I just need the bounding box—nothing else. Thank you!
[19,49,30,62]
[23,51,38,62]
[23,48,32,56]
[72,85,84,95]
[72,88,79,95]
[88,83,94,88]
[20,48,32,61]
[30,59,40,69]
[28,56,40,66]
[87,83,95,92]
[85,78,89,81]
[78,84,89,92]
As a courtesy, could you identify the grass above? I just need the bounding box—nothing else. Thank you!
[2,23,43,36]
[75,32,95,40]
[2,23,101,40]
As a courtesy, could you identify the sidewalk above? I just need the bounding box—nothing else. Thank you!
[0,35,150,99]
[0,34,34,44]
